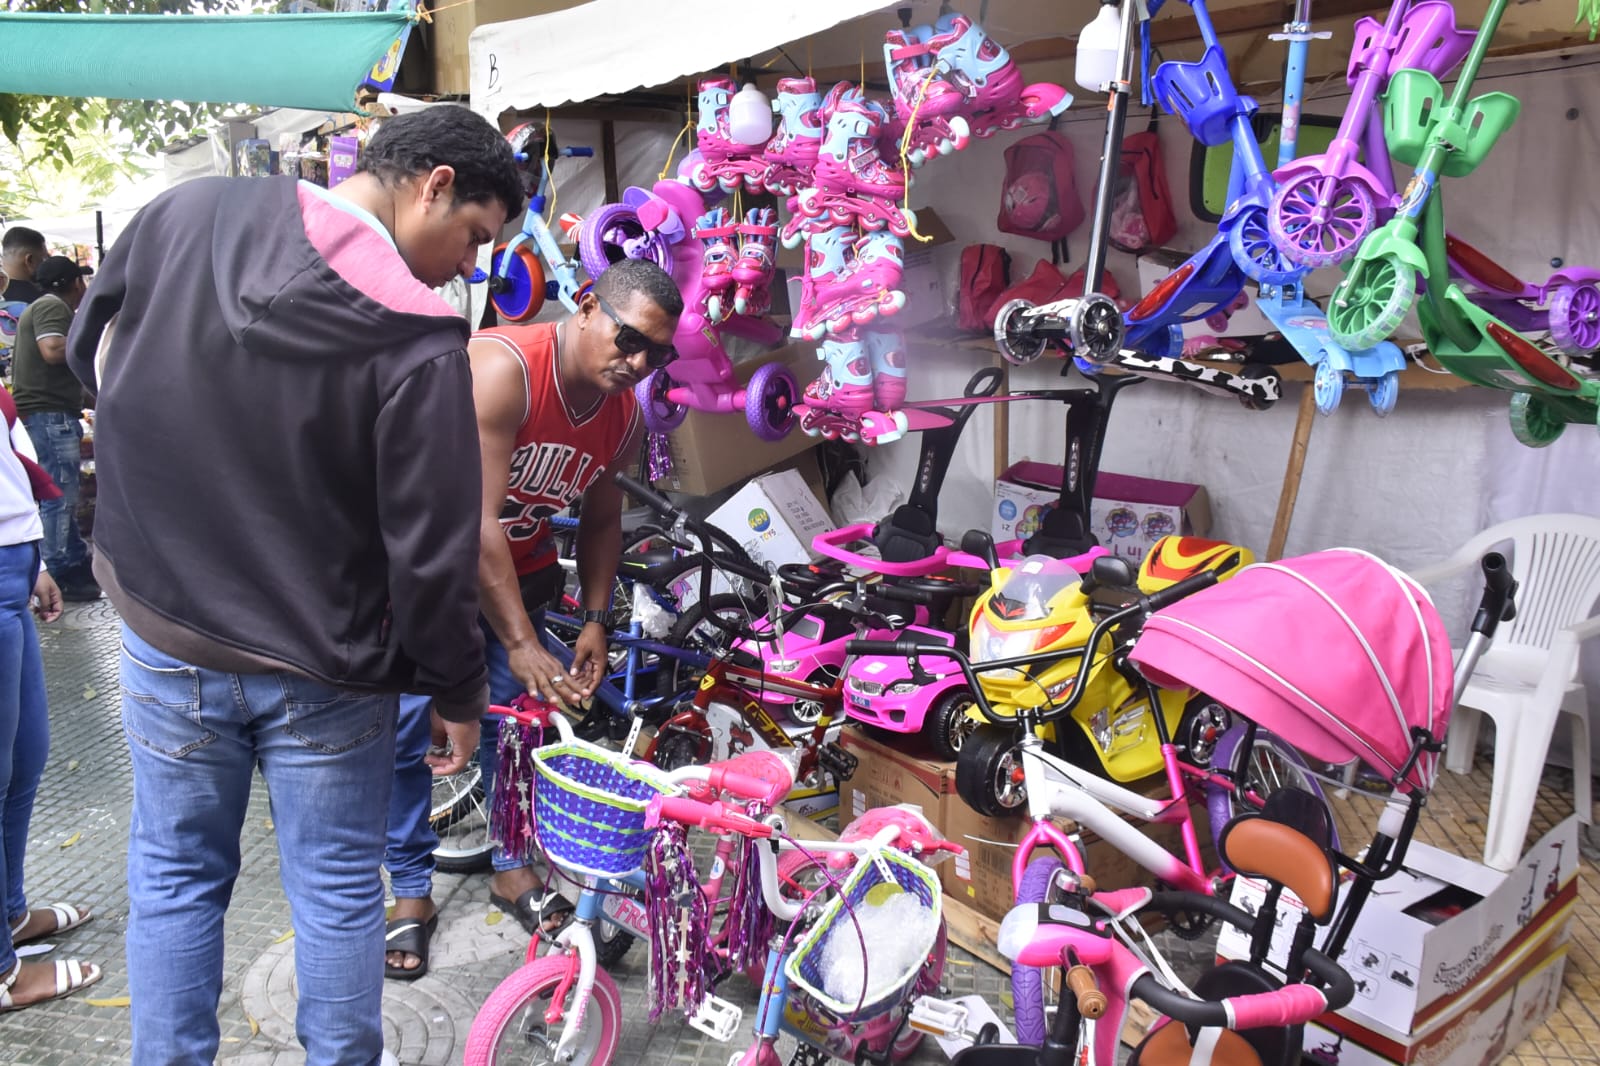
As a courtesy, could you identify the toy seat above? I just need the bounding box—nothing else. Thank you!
[1153,46,1254,149]
[1382,69,1520,175]
[1410,514,1600,871]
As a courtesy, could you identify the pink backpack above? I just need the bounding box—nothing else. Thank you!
[997,130,1085,258]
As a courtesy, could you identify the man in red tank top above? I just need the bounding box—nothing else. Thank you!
[385,260,683,962]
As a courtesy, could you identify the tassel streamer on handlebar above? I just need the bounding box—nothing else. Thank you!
[723,825,776,977]
[489,717,544,863]
[646,431,673,483]
[644,822,715,1023]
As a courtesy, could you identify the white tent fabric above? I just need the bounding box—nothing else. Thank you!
[468,0,894,116]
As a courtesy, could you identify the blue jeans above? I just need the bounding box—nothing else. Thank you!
[21,413,90,577]
[382,694,438,899]
[0,543,48,978]
[120,624,398,1066]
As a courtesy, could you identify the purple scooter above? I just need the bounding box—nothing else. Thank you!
[1268,0,1474,268]
[1446,235,1600,359]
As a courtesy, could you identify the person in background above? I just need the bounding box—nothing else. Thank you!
[10,257,97,602]
[0,381,100,1013]
[0,229,47,306]
[62,105,522,1066]
[383,258,678,946]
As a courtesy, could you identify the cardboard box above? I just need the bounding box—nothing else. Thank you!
[993,461,1213,564]
[1217,817,1578,1065]
[836,726,957,828]
[706,468,835,571]
[652,342,821,497]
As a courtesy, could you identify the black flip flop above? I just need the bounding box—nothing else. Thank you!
[490,887,575,940]
[384,913,438,981]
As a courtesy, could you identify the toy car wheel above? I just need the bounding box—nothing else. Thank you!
[928,689,979,761]
[788,669,834,725]
[745,362,798,442]
[1508,392,1566,448]
[1177,698,1233,768]
[993,299,1046,365]
[955,725,1027,818]
[577,201,647,282]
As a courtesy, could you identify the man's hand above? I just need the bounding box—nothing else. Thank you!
[568,624,607,699]
[507,640,592,707]
[32,571,61,623]
[428,710,480,776]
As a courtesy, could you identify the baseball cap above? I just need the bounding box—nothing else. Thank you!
[34,255,93,292]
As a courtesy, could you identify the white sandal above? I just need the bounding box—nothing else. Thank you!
[0,957,103,1012]
[10,902,93,946]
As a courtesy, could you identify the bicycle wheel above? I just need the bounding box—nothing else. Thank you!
[1010,857,1069,1047]
[464,955,622,1066]
[433,755,494,874]
[1206,724,1334,862]
[657,592,767,698]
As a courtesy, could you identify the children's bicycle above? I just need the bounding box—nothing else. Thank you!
[915,800,1355,1065]
[850,562,1326,1044]
[488,125,595,321]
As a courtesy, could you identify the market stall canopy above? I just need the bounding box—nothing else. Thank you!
[468,0,898,115]
[0,12,412,113]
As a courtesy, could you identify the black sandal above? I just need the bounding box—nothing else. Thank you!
[491,887,575,939]
[383,914,438,981]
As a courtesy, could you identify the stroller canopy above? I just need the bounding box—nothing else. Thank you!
[1130,549,1454,793]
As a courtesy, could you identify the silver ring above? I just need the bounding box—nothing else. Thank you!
[550,676,565,686]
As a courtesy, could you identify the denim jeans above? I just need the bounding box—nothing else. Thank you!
[0,542,48,978]
[382,693,438,899]
[120,624,398,1066]
[21,412,90,576]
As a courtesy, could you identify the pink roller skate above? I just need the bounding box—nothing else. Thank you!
[685,76,771,193]
[694,208,738,323]
[883,23,974,168]
[929,13,1071,140]
[789,224,908,341]
[731,208,778,317]
[795,335,877,441]
[795,88,917,237]
[762,77,825,196]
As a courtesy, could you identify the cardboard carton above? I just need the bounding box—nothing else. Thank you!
[993,461,1213,564]
[836,726,956,829]
[1216,817,1578,1066]
[705,468,835,572]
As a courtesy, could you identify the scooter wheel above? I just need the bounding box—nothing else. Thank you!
[1327,255,1415,352]
[1268,172,1378,269]
[1313,359,1345,416]
[1072,293,1126,365]
[1508,392,1566,448]
[993,299,1046,365]
[635,370,688,434]
[1228,205,1299,285]
[1548,281,1600,355]
[955,725,1027,818]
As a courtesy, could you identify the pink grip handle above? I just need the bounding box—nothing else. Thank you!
[650,796,775,839]
[709,767,789,808]
[1227,984,1330,1029]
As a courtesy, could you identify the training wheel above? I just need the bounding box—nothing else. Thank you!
[635,370,688,434]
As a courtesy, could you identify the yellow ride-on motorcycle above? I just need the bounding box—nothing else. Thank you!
[954,534,1252,816]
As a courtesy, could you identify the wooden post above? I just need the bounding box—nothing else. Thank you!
[994,360,1011,483]
[601,120,620,203]
[1267,383,1318,561]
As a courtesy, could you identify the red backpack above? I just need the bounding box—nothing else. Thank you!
[1109,121,1178,255]
[957,243,1013,331]
[997,130,1086,251]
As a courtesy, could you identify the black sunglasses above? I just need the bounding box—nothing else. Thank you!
[594,293,677,369]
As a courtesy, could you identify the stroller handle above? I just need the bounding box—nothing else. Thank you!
[1473,551,1517,635]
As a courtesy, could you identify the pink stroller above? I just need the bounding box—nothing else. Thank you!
[1129,546,1516,967]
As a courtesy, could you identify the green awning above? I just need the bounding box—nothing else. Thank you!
[0,12,414,113]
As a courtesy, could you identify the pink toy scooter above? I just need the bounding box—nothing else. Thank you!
[621,180,800,441]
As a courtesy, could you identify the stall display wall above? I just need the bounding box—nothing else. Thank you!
[863,50,1600,762]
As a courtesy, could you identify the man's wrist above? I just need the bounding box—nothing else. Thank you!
[580,609,608,627]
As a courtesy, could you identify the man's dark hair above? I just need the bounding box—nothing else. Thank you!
[1,227,46,256]
[594,259,684,318]
[356,105,525,220]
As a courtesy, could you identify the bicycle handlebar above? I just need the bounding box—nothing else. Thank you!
[1065,964,1107,1019]
[646,795,777,838]
[614,472,678,520]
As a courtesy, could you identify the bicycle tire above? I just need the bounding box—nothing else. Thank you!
[1010,856,1069,1046]
[1206,723,1335,866]
[464,954,622,1066]
[657,592,768,698]
[432,758,494,874]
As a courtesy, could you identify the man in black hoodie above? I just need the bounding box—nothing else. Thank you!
[65,106,521,1066]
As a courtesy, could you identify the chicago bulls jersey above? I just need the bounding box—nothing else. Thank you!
[475,323,640,575]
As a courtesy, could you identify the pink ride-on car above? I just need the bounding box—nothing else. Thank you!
[843,626,978,759]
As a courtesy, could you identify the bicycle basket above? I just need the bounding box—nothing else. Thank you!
[532,741,676,878]
[1153,45,1254,149]
[784,848,943,1020]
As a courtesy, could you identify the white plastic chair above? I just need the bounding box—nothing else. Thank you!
[1410,514,1600,871]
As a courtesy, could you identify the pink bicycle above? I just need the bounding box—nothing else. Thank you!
[914,806,1356,1066]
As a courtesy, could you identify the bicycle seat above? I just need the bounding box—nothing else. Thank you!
[1132,1011,1266,1066]
[619,546,689,587]
[1217,805,1337,924]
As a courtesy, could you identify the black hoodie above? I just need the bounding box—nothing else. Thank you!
[67,176,488,721]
